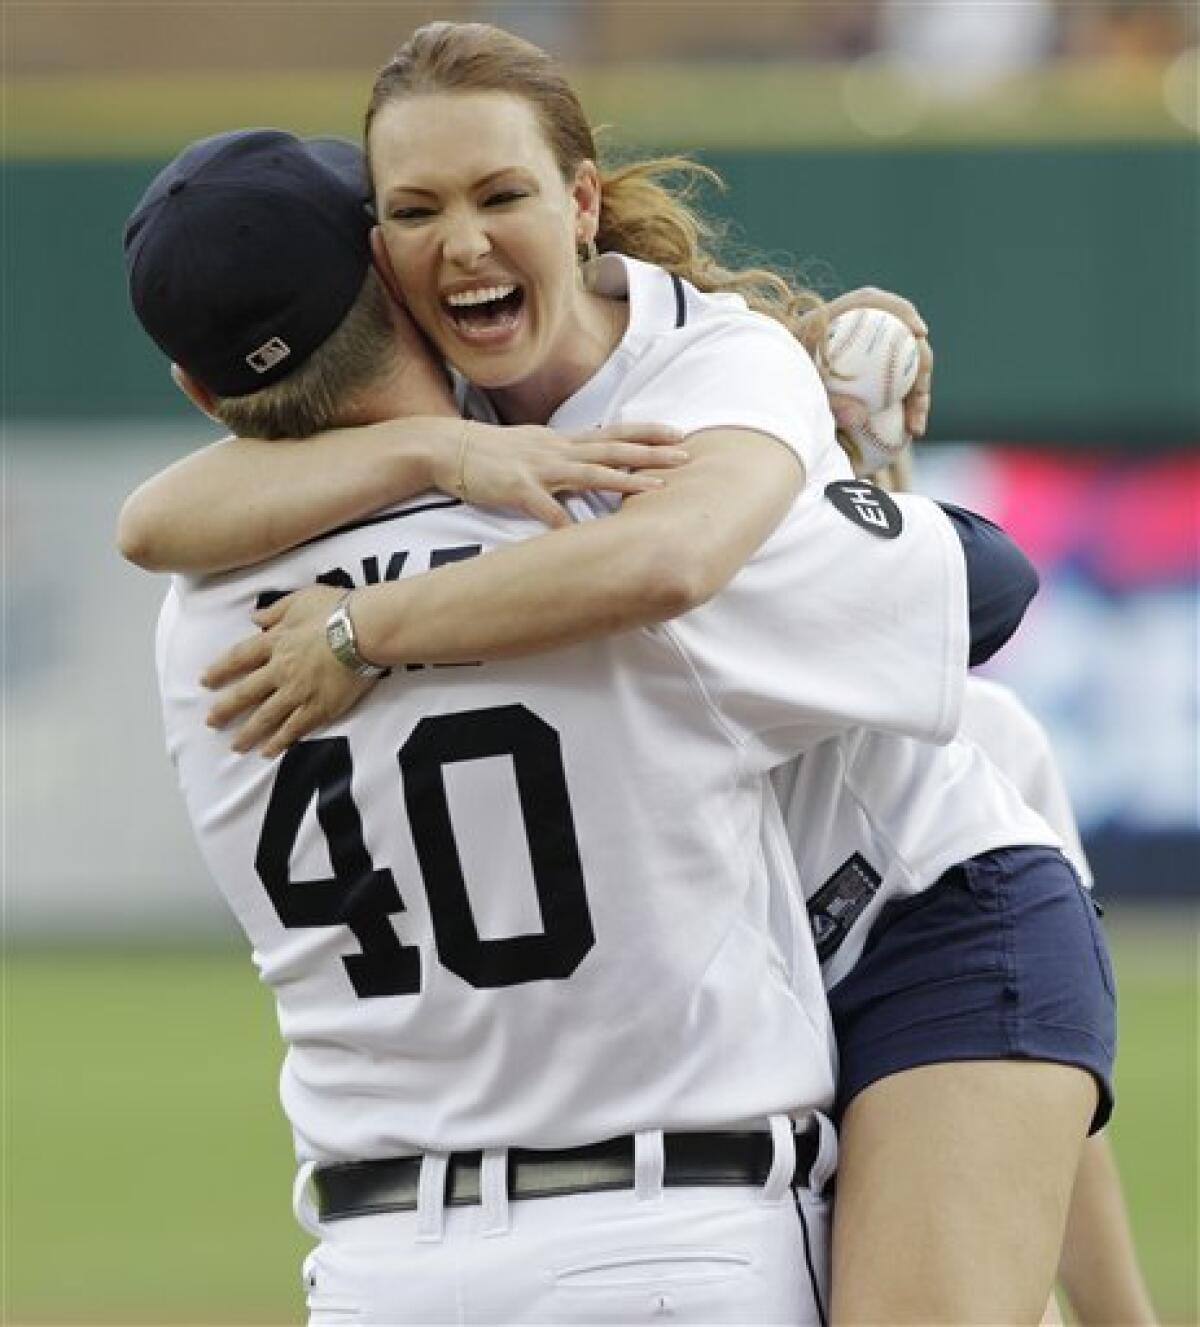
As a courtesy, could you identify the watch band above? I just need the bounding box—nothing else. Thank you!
[325,592,387,678]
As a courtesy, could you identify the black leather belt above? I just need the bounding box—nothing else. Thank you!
[314,1129,821,1222]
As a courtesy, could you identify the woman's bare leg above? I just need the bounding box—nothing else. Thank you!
[1057,1130,1158,1324]
[831,1060,1097,1325]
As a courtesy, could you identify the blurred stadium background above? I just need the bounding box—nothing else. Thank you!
[4,1,1197,1322]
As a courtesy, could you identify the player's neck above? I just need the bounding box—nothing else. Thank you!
[338,357,459,428]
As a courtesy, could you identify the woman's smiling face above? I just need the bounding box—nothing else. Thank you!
[370,91,602,409]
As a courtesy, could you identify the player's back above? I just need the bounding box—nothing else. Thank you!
[157,495,832,1165]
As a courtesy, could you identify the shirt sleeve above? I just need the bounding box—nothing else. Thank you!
[937,503,1040,666]
[614,316,839,479]
[660,486,969,771]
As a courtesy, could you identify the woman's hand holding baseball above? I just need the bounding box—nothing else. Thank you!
[800,287,934,439]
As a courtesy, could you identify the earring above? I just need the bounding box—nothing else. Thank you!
[576,235,599,265]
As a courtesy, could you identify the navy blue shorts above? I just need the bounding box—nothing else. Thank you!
[828,846,1116,1133]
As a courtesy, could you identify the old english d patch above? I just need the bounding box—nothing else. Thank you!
[808,853,883,962]
[825,480,903,539]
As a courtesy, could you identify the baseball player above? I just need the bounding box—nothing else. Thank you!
[213,453,1115,1326]
[125,129,993,1324]
[210,430,1117,1323]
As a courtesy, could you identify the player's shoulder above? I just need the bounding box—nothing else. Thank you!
[176,494,556,617]
[623,279,823,420]
[601,252,806,359]
[672,285,807,363]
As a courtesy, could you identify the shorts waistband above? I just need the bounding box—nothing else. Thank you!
[313,1129,821,1222]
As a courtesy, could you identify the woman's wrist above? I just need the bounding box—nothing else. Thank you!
[348,582,406,669]
[359,415,451,503]
[423,417,478,500]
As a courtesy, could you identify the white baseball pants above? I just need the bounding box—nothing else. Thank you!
[295,1121,834,1325]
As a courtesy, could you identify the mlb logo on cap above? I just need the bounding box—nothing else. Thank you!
[247,337,293,374]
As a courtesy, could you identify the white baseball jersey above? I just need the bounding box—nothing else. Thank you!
[157,256,971,1167]
[772,679,1083,990]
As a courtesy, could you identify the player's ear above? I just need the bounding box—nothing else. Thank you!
[171,363,221,422]
[370,226,407,308]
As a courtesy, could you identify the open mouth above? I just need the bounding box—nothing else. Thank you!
[442,283,525,341]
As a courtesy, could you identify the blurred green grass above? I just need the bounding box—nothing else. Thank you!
[4,948,307,1324]
[4,908,1197,1323]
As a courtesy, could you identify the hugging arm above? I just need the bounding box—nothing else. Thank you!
[116,417,687,573]
[207,442,1036,758]
[117,288,933,577]
[205,427,804,754]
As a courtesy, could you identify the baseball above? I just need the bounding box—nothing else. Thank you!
[825,308,920,475]
[825,307,921,413]
[844,402,909,477]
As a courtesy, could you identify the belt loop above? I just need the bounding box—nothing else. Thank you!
[634,1129,665,1204]
[292,1160,323,1238]
[761,1114,796,1205]
[807,1112,839,1197]
[479,1149,511,1236]
[415,1153,449,1242]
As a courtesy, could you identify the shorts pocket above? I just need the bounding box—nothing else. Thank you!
[1076,883,1116,1000]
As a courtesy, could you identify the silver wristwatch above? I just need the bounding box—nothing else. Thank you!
[325,592,387,677]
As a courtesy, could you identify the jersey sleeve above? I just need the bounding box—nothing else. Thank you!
[660,486,969,770]
[614,317,838,478]
[938,503,1040,665]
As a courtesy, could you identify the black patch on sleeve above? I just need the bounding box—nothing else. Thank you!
[825,481,903,539]
[808,853,882,962]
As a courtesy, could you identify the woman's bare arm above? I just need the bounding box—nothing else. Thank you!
[116,417,688,573]
[117,287,931,577]
[203,428,802,755]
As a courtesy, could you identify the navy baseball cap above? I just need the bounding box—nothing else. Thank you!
[124,129,373,396]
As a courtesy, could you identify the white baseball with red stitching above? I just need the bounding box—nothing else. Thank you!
[846,402,908,476]
[825,308,919,475]
[825,308,920,413]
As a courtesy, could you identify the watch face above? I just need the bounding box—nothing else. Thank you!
[328,615,352,654]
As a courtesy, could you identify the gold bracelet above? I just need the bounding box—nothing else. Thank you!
[453,424,472,502]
